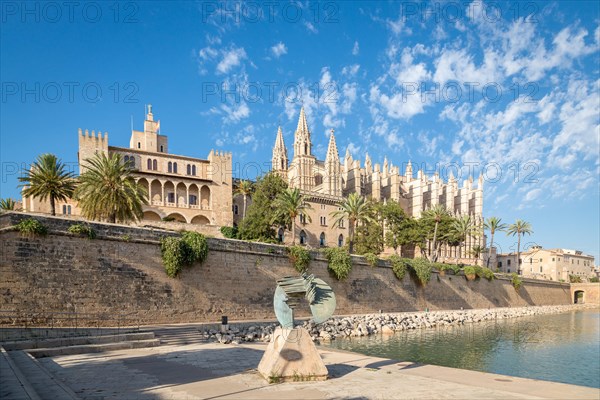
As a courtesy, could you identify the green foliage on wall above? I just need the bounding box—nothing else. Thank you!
[68,223,96,239]
[511,272,523,291]
[388,254,407,280]
[408,257,432,286]
[364,253,379,268]
[15,218,47,237]
[160,232,208,278]
[323,247,352,280]
[288,245,311,273]
[220,226,239,239]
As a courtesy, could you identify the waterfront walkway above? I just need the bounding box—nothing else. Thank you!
[30,341,599,399]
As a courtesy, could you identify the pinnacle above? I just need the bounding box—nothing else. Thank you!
[325,130,339,162]
[296,107,310,138]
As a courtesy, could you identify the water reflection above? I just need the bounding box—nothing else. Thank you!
[323,309,600,388]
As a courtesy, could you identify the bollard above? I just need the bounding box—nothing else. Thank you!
[221,316,229,333]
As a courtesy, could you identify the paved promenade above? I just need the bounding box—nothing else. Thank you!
[38,341,599,400]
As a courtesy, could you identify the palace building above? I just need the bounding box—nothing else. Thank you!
[22,105,233,229]
[240,107,485,260]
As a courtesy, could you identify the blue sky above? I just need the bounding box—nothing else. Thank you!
[1,1,599,261]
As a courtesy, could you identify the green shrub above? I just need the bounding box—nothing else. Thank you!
[67,223,96,239]
[388,254,407,280]
[288,245,311,273]
[477,266,495,281]
[589,276,599,283]
[463,265,477,276]
[323,247,352,280]
[408,257,432,285]
[15,218,47,236]
[121,234,131,242]
[364,253,379,268]
[160,237,188,278]
[569,274,582,283]
[220,226,238,239]
[435,263,461,275]
[160,232,208,278]
[511,272,523,291]
[162,217,175,222]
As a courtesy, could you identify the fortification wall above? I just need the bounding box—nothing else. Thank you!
[0,213,572,325]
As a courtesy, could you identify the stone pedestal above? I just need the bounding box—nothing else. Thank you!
[257,327,328,382]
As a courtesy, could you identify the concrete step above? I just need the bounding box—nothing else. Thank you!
[0,347,40,400]
[153,327,206,345]
[26,338,160,358]
[7,350,79,400]
[2,332,155,351]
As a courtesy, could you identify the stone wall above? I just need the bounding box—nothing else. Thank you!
[570,283,600,305]
[0,213,573,326]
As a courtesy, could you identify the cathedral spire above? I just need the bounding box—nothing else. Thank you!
[275,126,286,152]
[293,107,312,156]
[325,129,339,163]
[272,126,288,173]
[296,107,310,139]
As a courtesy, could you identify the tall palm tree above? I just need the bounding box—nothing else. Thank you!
[421,204,450,262]
[19,153,76,216]
[484,217,507,268]
[0,198,18,211]
[272,188,313,245]
[330,193,374,254]
[75,153,147,223]
[234,180,253,219]
[450,214,480,260]
[506,219,533,275]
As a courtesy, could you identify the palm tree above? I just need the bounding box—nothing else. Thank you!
[234,180,253,219]
[421,204,450,262]
[331,193,374,254]
[272,188,313,245]
[19,153,76,216]
[75,153,147,223]
[484,217,507,268]
[450,214,480,261]
[506,219,533,275]
[0,198,18,211]
[470,245,484,263]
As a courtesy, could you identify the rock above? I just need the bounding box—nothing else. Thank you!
[381,325,394,335]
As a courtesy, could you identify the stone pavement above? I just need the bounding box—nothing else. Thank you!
[36,341,600,400]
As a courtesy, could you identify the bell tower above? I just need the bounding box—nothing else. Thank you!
[290,107,316,190]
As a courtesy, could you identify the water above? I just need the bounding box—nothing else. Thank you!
[322,309,600,388]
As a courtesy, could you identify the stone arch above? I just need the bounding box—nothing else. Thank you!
[189,183,200,207]
[191,215,210,225]
[143,210,162,221]
[164,181,175,205]
[150,179,162,204]
[299,230,307,245]
[176,182,187,207]
[201,185,211,209]
[574,290,585,304]
[338,234,344,247]
[166,213,187,223]
[320,232,326,247]
[315,174,323,186]
[137,178,150,199]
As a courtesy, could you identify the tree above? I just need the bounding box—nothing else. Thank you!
[238,173,287,242]
[355,201,384,255]
[420,204,451,262]
[330,193,375,254]
[75,153,147,223]
[450,215,480,260]
[484,217,507,268]
[0,198,19,211]
[470,245,484,261]
[506,219,533,275]
[234,180,253,219]
[19,153,76,216]
[381,200,408,253]
[272,188,313,245]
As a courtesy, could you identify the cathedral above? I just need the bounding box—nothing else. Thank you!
[268,107,485,261]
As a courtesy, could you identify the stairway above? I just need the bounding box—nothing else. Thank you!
[153,326,207,346]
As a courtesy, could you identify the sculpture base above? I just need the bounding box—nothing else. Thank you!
[257,327,328,383]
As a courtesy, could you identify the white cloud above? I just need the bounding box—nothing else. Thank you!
[342,64,360,77]
[271,42,287,58]
[352,41,359,55]
[524,188,542,202]
[221,102,250,123]
[304,21,318,34]
[216,46,247,74]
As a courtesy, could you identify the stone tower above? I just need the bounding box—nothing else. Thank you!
[289,107,315,190]
[272,126,288,177]
[78,129,108,174]
[129,104,168,153]
[324,130,342,196]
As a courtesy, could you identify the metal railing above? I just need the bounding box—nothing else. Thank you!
[0,310,140,343]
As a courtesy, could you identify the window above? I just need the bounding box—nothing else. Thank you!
[173,162,178,174]
[498,261,502,268]
[138,142,141,149]
[300,230,307,245]
[153,159,157,170]
[508,268,511,273]
[320,232,326,247]
[339,219,344,228]
[507,259,511,266]
[187,164,191,175]
[338,234,344,247]
[160,145,164,152]
[234,205,238,215]
[189,195,197,206]
[530,259,532,264]
[540,266,543,273]
[192,165,196,176]
[124,155,135,168]
[167,192,175,203]
[320,216,327,226]
[300,214,306,224]
[552,257,555,261]
[168,162,173,173]
[147,159,152,170]
[62,205,71,215]
[278,228,284,243]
